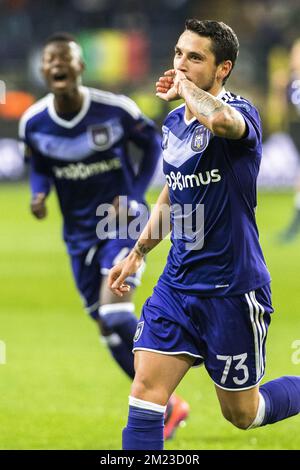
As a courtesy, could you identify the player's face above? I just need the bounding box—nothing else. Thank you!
[174,31,223,94]
[41,41,84,95]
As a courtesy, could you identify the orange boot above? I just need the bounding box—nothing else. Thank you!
[164,394,190,440]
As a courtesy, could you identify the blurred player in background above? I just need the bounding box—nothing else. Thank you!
[279,38,300,241]
[19,32,188,439]
[109,19,300,450]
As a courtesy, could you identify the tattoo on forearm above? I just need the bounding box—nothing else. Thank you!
[188,86,225,118]
[180,80,244,138]
[134,241,152,257]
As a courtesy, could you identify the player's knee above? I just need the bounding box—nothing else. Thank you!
[131,380,149,400]
[131,370,156,397]
[131,374,169,405]
[221,408,255,430]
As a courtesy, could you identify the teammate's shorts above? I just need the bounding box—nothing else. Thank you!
[70,238,144,319]
[133,280,273,391]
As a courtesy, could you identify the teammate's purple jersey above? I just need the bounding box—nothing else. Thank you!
[286,77,300,151]
[160,90,270,296]
[19,86,160,254]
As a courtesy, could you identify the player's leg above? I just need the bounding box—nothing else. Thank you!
[123,350,194,450]
[122,282,202,450]
[205,285,300,429]
[100,271,190,438]
[69,246,136,377]
[216,376,300,429]
[92,239,145,377]
[98,241,144,378]
[215,384,260,429]
[98,278,137,378]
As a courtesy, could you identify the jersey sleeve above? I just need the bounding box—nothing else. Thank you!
[229,98,262,148]
[18,115,52,196]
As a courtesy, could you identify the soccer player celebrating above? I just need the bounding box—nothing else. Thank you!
[109,20,300,450]
[19,32,189,439]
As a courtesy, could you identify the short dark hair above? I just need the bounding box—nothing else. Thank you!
[185,19,239,84]
[44,32,78,47]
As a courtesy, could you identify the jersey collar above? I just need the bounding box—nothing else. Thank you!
[47,86,91,128]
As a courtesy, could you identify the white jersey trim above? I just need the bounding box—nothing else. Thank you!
[47,86,91,128]
[19,95,49,139]
[90,87,142,119]
[183,114,197,126]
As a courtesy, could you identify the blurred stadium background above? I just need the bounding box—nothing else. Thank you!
[0,0,300,450]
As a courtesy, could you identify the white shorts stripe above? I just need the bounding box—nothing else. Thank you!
[245,292,260,381]
[250,291,263,377]
[251,291,267,376]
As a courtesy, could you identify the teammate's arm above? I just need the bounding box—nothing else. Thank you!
[25,145,52,219]
[156,69,246,140]
[129,124,161,200]
[108,184,170,297]
[121,110,161,205]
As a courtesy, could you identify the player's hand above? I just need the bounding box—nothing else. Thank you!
[108,250,144,297]
[30,193,47,219]
[156,69,181,101]
[172,69,190,96]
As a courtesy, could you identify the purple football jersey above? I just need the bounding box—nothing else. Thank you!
[159,90,270,296]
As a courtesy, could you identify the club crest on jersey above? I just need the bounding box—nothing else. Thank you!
[134,321,144,342]
[88,125,110,150]
[191,126,209,152]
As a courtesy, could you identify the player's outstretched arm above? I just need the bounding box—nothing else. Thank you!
[170,70,246,139]
[108,184,171,297]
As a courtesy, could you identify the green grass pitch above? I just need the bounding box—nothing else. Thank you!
[0,183,299,449]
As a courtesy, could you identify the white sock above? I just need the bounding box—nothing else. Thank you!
[129,396,166,414]
[247,393,266,429]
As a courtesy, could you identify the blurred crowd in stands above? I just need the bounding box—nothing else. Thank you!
[1,0,300,185]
